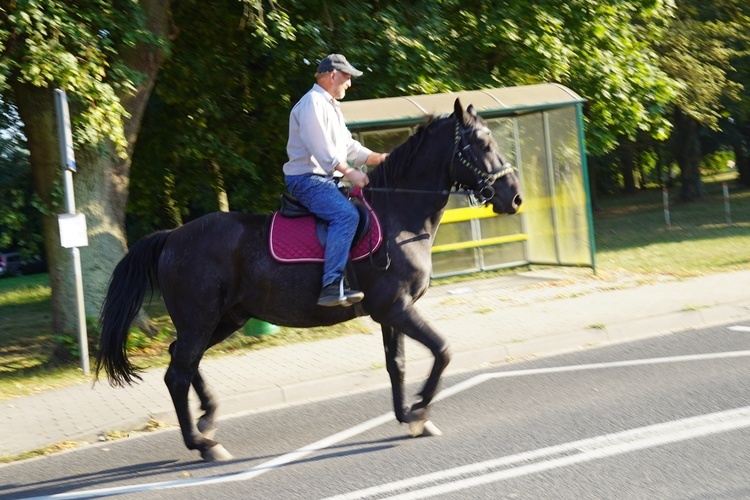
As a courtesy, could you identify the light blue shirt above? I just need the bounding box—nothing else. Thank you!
[283,84,372,177]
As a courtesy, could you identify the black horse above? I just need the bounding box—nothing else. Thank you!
[96,99,523,461]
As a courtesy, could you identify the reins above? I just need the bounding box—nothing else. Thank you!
[364,186,457,196]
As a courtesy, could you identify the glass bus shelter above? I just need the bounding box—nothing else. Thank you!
[341,83,595,277]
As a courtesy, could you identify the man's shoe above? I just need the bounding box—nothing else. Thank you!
[317,281,345,307]
[317,279,364,307]
[343,287,364,304]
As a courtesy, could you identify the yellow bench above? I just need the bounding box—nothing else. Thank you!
[432,205,527,254]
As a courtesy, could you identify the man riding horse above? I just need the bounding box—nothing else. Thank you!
[284,54,388,307]
[96,58,523,460]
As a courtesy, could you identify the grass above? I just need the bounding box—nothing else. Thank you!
[0,274,74,399]
[594,172,750,276]
[1,173,748,400]
[0,282,372,401]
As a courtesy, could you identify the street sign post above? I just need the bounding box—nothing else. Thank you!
[54,89,90,375]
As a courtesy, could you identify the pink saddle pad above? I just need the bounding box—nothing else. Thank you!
[269,192,382,263]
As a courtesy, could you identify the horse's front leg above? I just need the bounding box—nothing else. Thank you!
[193,369,219,440]
[388,307,452,437]
[381,324,410,423]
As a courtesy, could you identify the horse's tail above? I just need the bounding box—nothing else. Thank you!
[95,230,171,387]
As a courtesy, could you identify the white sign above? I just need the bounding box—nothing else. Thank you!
[58,213,89,248]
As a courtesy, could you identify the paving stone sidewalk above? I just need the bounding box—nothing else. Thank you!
[2,268,750,459]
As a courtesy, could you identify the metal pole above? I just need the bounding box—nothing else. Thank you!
[54,89,90,375]
[723,182,731,226]
[663,186,671,229]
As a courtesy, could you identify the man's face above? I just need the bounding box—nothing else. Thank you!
[330,70,352,99]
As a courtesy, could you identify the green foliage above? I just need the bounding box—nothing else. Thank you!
[128,0,308,233]
[699,148,736,174]
[588,0,750,195]
[126,0,681,231]
[4,0,744,235]
[52,333,80,360]
[331,0,677,156]
[657,15,743,129]
[0,0,160,155]
[125,328,150,351]
[52,315,100,361]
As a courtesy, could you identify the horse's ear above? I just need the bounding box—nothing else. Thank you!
[454,98,471,127]
[454,98,463,119]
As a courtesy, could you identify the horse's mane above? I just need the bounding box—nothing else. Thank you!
[368,114,448,186]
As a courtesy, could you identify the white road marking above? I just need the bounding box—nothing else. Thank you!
[27,413,395,499]
[434,349,750,403]
[325,406,750,499]
[28,349,750,499]
[729,325,750,332]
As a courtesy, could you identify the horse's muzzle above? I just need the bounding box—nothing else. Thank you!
[491,193,523,215]
[509,193,523,214]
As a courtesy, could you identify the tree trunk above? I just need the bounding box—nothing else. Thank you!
[586,160,601,212]
[71,145,133,318]
[11,0,171,334]
[209,160,230,212]
[673,108,705,201]
[620,140,637,194]
[735,145,750,188]
[732,124,750,188]
[11,85,72,331]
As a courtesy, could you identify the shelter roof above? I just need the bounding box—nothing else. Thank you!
[341,83,584,130]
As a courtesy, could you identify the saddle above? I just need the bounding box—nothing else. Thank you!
[269,187,383,263]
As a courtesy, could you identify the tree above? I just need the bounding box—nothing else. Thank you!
[719,4,750,187]
[655,2,746,200]
[1,0,170,333]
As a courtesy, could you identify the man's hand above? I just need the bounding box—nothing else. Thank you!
[366,152,388,166]
[344,168,369,188]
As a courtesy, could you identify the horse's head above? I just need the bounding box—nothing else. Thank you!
[452,99,523,214]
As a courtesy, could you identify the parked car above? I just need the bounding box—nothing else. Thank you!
[0,252,47,278]
[0,252,22,277]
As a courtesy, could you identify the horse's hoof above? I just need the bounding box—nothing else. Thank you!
[423,420,443,436]
[201,444,233,462]
[408,419,442,437]
[408,419,424,437]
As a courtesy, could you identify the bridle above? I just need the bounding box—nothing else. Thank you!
[363,117,515,204]
[453,119,515,205]
[360,115,515,272]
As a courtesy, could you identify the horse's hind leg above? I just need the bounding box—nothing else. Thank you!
[192,321,240,441]
[165,341,232,462]
[388,308,451,437]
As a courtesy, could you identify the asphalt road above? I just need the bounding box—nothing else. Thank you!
[3,322,750,499]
